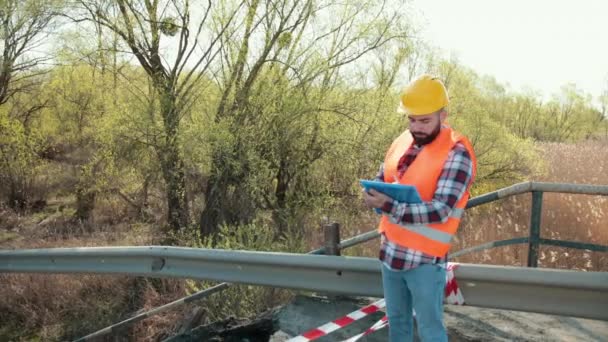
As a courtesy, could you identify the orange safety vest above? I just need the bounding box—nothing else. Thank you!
[378,126,477,257]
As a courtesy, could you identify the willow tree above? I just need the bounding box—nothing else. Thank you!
[0,0,59,106]
[199,0,410,236]
[75,0,242,231]
[0,0,59,209]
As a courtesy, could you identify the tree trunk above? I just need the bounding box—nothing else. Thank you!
[158,90,189,232]
[75,188,96,222]
[160,149,189,231]
[8,181,27,212]
[199,171,227,237]
[199,143,257,238]
[273,158,290,236]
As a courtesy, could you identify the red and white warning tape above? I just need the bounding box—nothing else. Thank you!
[445,263,465,305]
[287,298,386,342]
[288,263,464,342]
[343,264,464,342]
[342,316,388,342]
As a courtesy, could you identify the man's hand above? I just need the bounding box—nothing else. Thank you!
[362,188,391,209]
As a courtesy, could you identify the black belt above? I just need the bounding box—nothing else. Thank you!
[433,254,448,264]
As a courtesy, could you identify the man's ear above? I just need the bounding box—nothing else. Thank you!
[439,109,448,122]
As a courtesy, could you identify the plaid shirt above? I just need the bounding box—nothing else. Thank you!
[376,139,474,270]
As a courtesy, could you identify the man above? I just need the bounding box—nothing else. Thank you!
[363,75,476,341]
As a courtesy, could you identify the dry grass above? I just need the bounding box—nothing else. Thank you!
[0,203,295,341]
[1,139,606,340]
[0,271,196,341]
[0,208,192,341]
[454,139,608,271]
[335,139,608,272]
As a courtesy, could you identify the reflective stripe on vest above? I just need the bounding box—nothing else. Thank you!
[378,126,477,257]
[401,224,453,243]
[450,208,465,219]
[393,207,463,243]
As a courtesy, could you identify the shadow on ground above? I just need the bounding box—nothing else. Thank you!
[166,295,608,341]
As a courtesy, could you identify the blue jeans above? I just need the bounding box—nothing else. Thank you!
[381,263,447,342]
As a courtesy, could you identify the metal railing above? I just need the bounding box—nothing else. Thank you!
[319,182,608,267]
[2,246,607,321]
[1,181,607,340]
[463,182,608,266]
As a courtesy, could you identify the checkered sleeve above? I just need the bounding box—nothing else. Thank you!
[380,143,473,225]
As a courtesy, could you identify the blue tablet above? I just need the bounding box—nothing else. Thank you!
[360,180,422,203]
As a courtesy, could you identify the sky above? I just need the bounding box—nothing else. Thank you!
[408,0,608,101]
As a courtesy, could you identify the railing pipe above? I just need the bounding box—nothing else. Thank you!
[527,191,543,267]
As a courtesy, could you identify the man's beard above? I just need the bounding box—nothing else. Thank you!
[411,122,441,146]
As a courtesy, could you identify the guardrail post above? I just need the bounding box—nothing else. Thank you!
[324,222,343,299]
[324,222,341,256]
[527,191,543,267]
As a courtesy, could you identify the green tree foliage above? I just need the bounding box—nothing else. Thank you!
[432,61,543,192]
[0,0,61,210]
[74,0,242,231]
[199,0,412,237]
[0,0,604,236]
[538,84,603,141]
[0,110,46,210]
[3,3,608,338]
[0,0,60,104]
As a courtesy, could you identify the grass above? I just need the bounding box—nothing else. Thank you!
[1,139,607,340]
[0,209,299,340]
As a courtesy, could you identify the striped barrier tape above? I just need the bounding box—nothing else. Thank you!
[445,263,465,304]
[342,316,388,342]
[289,263,464,342]
[287,298,386,342]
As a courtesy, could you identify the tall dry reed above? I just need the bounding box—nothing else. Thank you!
[454,139,607,270]
[337,139,607,271]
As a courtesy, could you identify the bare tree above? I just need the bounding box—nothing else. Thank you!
[200,0,407,236]
[0,0,57,106]
[0,0,58,210]
[74,0,243,231]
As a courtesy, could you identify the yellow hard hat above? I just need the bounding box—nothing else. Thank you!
[399,75,449,115]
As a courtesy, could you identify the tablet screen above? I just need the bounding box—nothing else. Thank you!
[360,180,422,203]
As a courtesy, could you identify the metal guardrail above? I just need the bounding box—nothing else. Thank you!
[2,181,607,339]
[466,181,608,207]
[463,182,608,266]
[1,246,607,321]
